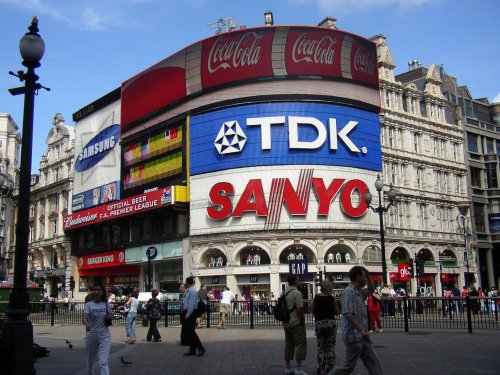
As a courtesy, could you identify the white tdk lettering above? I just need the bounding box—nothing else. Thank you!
[246,116,360,152]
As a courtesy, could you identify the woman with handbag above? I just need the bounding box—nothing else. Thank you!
[124,290,139,344]
[82,283,113,375]
[146,289,162,342]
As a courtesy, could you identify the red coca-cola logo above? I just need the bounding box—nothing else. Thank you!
[292,32,337,65]
[354,47,376,76]
[208,31,265,73]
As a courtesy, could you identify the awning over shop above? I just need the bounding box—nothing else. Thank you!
[79,265,140,276]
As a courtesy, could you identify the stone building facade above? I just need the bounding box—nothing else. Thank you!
[26,113,75,299]
[0,113,20,281]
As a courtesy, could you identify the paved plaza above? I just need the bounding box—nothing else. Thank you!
[31,324,500,375]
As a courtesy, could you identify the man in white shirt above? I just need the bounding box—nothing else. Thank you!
[218,286,235,329]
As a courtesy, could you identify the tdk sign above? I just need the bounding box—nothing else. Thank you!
[75,124,120,172]
[215,116,362,155]
[190,102,381,175]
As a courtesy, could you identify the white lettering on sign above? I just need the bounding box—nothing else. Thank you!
[208,32,265,73]
[354,47,376,76]
[246,116,362,153]
[292,32,337,64]
[64,213,98,229]
[87,254,114,266]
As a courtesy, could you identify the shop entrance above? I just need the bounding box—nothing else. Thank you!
[280,281,314,300]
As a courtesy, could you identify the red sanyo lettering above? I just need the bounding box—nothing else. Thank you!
[207,178,368,220]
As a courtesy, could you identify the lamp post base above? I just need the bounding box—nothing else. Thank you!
[0,314,35,374]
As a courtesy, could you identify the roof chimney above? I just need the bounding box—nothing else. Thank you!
[318,16,337,29]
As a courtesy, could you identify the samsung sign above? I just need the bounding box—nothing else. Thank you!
[190,103,381,175]
[75,124,120,172]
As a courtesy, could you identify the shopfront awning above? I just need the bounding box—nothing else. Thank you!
[79,265,140,277]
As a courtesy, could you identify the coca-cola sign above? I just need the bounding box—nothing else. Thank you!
[202,30,274,89]
[350,40,378,86]
[286,29,343,77]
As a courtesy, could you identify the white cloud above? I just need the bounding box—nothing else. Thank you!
[493,93,500,103]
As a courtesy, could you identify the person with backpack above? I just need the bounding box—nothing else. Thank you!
[309,280,339,375]
[281,274,307,375]
[183,276,206,357]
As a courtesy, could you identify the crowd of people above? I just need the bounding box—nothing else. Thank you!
[80,273,499,375]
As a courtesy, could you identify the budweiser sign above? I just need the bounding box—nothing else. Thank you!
[292,32,338,65]
[353,46,376,76]
[208,31,266,73]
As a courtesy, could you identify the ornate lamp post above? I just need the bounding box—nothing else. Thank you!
[364,174,397,286]
[3,17,47,374]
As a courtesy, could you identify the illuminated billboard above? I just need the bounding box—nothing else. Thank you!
[121,26,378,129]
[190,102,381,175]
[72,101,121,212]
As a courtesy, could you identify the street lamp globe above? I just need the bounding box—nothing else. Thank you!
[19,17,45,67]
[364,189,373,205]
[387,184,397,202]
[374,174,384,191]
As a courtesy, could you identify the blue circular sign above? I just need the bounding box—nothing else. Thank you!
[146,246,158,260]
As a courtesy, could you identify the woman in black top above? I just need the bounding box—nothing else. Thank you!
[309,280,340,375]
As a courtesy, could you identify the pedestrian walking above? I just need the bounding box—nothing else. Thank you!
[368,290,383,333]
[330,266,383,375]
[282,274,308,375]
[196,284,213,328]
[145,289,162,342]
[124,290,139,344]
[82,283,113,375]
[310,280,339,375]
[179,283,189,345]
[218,286,235,329]
[184,276,206,357]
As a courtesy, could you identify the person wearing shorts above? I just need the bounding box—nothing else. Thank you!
[218,286,234,329]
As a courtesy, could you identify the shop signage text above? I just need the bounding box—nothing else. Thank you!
[64,187,173,230]
[78,249,126,270]
[208,176,367,221]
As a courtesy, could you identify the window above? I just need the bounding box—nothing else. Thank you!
[391,163,398,185]
[416,167,423,189]
[435,171,441,192]
[51,219,57,236]
[389,127,394,148]
[443,172,449,193]
[473,203,485,232]
[437,206,443,230]
[411,98,416,114]
[440,140,446,158]
[400,164,406,186]
[486,163,498,188]
[485,138,494,154]
[55,168,60,182]
[30,204,35,217]
[433,138,439,156]
[455,174,462,195]
[453,142,459,161]
[437,105,441,120]
[363,247,382,263]
[419,203,427,230]
[385,91,391,108]
[397,128,403,148]
[447,208,452,231]
[467,133,478,153]
[470,167,482,188]
[414,133,421,153]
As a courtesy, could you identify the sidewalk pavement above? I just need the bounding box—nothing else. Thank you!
[32,324,500,375]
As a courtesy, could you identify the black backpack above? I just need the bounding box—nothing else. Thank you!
[274,290,296,322]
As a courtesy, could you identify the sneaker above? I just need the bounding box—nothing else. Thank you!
[379,329,383,333]
[295,370,309,375]
[284,368,295,375]
[369,330,374,333]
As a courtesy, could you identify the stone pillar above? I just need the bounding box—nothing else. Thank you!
[486,248,495,288]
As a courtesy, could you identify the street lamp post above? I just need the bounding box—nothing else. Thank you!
[364,174,397,286]
[2,17,47,374]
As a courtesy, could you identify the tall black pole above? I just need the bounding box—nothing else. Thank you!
[378,188,388,286]
[2,18,45,375]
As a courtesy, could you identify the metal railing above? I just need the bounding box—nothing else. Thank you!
[1,296,498,333]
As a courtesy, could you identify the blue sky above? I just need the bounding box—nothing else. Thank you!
[0,0,499,173]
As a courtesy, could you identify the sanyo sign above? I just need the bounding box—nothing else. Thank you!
[190,102,381,176]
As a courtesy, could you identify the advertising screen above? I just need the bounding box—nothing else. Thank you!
[72,101,121,212]
[190,102,381,176]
